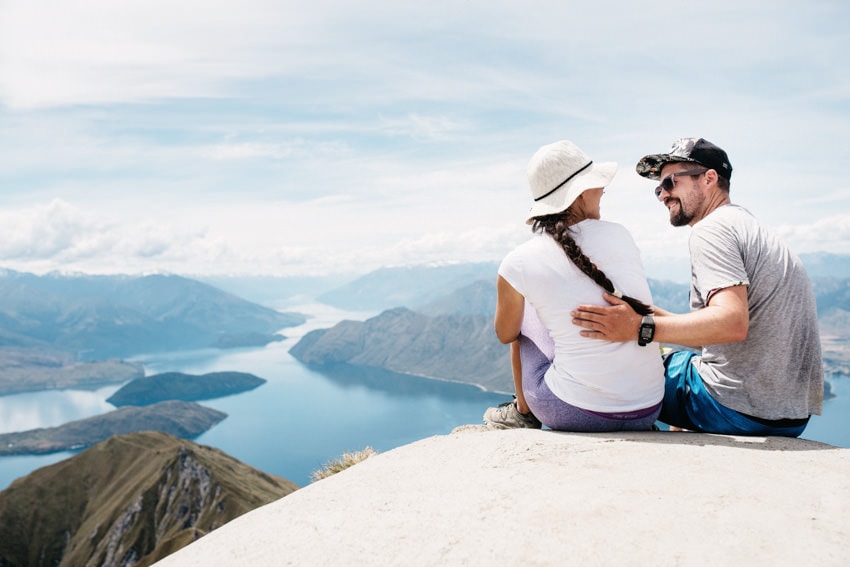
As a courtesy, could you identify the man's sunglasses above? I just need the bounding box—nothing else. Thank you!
[654,168,708,199]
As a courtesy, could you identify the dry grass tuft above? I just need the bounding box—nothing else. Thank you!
[310,447,378,482]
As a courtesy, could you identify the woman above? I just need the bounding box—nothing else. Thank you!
[484,140,664,432]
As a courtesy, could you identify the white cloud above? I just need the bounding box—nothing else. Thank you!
[377,114,471,141]
[0,199,109,259]
[0,0,328,109]
[202,143,294,161]
[0,0,847,278]
[0,199,216,273]
[776,214,850,255]
[3,0,835,112]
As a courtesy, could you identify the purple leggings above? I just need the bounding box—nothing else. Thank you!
[518,307,660,432]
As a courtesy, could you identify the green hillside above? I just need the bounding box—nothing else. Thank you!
[0,431,298,567]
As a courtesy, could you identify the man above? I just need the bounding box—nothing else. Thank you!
[571,137,823,437]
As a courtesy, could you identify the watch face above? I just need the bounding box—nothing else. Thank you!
[639,320,654,345]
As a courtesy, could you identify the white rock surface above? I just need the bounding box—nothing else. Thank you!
[154,427,850,566]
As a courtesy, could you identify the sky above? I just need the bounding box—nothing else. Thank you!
[1,0,848,282]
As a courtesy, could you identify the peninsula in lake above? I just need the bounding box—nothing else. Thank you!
[0,400,226,455]
[0,347,145,396]
[107,371,267,406]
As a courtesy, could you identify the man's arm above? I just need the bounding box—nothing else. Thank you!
[651,305,676,317]
[571,285,749,348]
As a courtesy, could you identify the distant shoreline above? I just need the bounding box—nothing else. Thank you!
[393,368,513,396]
[0,353,144,397]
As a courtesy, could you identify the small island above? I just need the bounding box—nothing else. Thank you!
[0,400,226,455]
[107,371,267,406]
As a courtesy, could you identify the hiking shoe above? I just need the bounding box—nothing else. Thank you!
[483,400,542,430]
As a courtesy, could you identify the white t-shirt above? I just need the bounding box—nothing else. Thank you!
[498,219,664,412]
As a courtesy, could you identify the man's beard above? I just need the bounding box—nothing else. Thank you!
[667,199,693,227]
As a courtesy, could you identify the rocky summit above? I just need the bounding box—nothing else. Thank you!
[153,427,850,566]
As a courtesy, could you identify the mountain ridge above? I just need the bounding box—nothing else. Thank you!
[0,269,306,360]
[290,306,510,392]
[290,270,850,392]
[0,431,298,567]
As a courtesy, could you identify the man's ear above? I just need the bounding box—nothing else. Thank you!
[704,168,719,186]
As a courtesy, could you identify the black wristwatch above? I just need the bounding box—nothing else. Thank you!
[638,314,655,347]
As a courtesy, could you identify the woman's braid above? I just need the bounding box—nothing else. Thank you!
[532,214,653,317]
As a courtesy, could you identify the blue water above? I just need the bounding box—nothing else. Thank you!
[0,302,847,490]
[800,377,850,447]
[0,304,507,489]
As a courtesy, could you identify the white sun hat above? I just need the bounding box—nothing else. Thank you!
[525,140,618,224]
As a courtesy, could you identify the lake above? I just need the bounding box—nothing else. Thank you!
[0,302,847,490]
[0,303,508,489]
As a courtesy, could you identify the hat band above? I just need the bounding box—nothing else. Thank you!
[533,161,593,202]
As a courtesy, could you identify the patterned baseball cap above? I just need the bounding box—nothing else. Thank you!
[636,137,733,181]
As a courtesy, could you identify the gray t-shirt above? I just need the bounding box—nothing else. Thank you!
[688,204,823,419]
